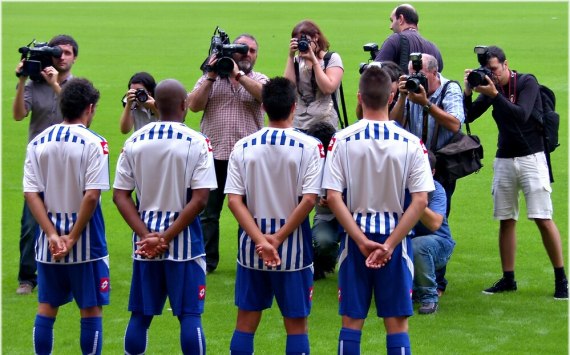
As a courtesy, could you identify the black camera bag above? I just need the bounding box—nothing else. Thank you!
[432,81,484,182]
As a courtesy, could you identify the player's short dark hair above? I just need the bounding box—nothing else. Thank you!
[261,77,297,121]
[427,150,436,170]
[306,121,336,153]
[488,46,506,64]
[60,78,100,121]
[395,5,419,26]
[128,72,156,97]
[49,34,79,57]
[359,66,392,110]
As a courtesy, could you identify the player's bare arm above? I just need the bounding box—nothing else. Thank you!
[266,193,318,249]
[326,189,383,258]
[113,188,155,239]
[25,192,68,258]
[228,193,281,267]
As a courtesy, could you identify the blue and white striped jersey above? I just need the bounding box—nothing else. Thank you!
[23,124,110,264]
[114,122,217,261]
[225,127,324,271]
[322,119,434,235]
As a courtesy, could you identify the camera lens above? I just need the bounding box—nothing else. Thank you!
[217,57,235,76]
[135,88,148,103]
[405,78,422,93]
[467,70,488,88]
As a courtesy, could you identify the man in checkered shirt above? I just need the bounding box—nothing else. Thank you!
[188,33,268,274]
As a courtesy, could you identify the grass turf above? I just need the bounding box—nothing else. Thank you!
[2,2,568,354]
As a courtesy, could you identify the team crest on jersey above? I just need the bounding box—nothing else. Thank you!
[328,137,336,152]
[199,285,206,300]
[318,144,325,158]
[338,287,342,301]
[100,277,109,292]
[309,286,314,301]
[100,142,109,154]
[419,140,427,153]
[205,139,213,152]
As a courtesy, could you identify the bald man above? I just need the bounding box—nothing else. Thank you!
[113,79,218,354]
[375,4,443,74]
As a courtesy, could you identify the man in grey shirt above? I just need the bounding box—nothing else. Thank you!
[12,34,79,295]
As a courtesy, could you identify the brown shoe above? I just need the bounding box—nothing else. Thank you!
[16,283,33,295]
[437,289,445,297]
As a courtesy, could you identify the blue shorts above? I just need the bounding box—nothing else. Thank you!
[338,233,413,319]
[235,264,313,318]
[37,257,110,309]
[129,258,206,316]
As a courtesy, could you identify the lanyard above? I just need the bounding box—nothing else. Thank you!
[500,70,517,103]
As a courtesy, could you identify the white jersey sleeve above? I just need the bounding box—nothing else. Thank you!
[113,141,135,191]
[23,144,42,193]
[407,140,435,193]
[322,135,345,193]
[302,142,325,195]
[190,137,217,190]
[85,140,110,191]
[224,142,245,195]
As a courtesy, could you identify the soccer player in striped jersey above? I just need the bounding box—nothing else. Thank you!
[322,66,434,355]
[225,77,324,355]
[24,77,108,355]
[113,79,217,355]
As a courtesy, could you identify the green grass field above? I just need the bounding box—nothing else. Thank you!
[2,2,568,354]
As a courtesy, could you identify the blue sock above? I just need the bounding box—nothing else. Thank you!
[286,334,310,354]
[230,330,254,355]
[178,314,206,355]
[386,332,411,355]
[80,317,103,355]
[33,314,56,355]
[124,312,153,355]
[338,327,361,355]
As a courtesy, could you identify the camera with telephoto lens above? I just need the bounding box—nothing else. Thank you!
[134,88,148,103]
[404,53,428,94]
[296,34,310,52]
[358,43,382,74]
[18,39,63,82]
[467,46,493,88]
[200,26,249,77]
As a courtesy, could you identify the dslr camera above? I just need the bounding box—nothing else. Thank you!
[134,88,148,103]
[200,26,249,77]
[296,34,311,52]
[467,46,493,88]
[358,43,382,74]
[403,53,428,94]
[18,39,63,82]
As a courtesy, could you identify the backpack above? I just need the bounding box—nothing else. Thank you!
[294,51,349,129]
[532,83,560,153]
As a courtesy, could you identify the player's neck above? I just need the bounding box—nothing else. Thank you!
[268,120,292,129]
[361,107,389,122]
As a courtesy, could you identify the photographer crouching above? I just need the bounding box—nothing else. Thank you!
[188,31,268,274]
[463,46,567,299]
[12,34,79,295]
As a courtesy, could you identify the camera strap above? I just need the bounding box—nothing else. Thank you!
[431,80,468,150]
[500,70,517,104]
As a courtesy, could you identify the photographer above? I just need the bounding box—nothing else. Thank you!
[391,53,464,217]
[464,46,567,299]
[283,20,344,131]
[188,33,268,274]
[12,34,79,295]
[375,4,443,74]
[119,72,159,134]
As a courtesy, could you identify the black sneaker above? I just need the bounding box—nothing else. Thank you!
[554,279,568,300]
[482,278,517,294]
[419,302,438,314]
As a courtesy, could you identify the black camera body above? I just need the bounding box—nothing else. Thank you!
[297,34,310,52]
[404,53,428,94]
[134,88,148,103]
[467,46,493,88]
[18,39,63,82]
[200,26,249,77]
[358,43,382,74]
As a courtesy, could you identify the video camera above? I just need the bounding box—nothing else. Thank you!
[18,39,63,82]
[200,26,249,77]
[467,46,493,88]
[358,43,382,74]
[403,53,428,94]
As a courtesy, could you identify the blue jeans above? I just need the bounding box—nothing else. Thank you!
[312,218,340,267]
[19,201,39,287]
[412,235,454,303]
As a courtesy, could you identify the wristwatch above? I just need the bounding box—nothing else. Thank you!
[423,101,432,113]
[235,70,245,81]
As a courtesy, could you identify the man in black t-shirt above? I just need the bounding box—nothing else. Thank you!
[464,45,567,300]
